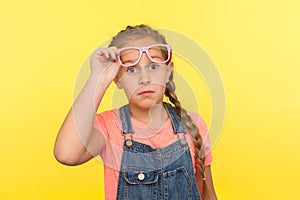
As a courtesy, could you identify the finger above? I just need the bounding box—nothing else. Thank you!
[107,47,119,61]
[103,50,110,59]
[96,48,109,59]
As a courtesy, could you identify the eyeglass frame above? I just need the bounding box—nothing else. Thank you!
[117,44,172,67]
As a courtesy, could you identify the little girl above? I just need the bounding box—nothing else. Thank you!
[54,24,218,200]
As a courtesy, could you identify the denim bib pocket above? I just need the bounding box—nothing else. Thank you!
[124,169,159,185]
[122,169,159,200]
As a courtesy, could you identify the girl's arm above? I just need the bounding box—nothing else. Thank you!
[196,165,218,200]
[54,47,120,166]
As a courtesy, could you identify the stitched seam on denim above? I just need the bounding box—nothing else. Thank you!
[163,175,168,200]
[124,182,128,200]
[152,180,158,200]
[126,141,187,157]
[122,149,185,161]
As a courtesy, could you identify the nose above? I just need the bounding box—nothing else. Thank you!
[138,66,151,85]
[137,52,151,85]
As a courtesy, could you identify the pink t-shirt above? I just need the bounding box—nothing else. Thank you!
[93,108,213,200]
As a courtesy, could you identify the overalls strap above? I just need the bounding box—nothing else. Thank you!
[119,104,134,134]
[163,102,186,133]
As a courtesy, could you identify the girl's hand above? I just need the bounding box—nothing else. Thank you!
[90,46,121,82]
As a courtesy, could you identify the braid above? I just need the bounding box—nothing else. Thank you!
[165,75,210,200]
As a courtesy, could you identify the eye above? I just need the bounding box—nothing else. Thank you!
[127,67,137,74]
[148,64,159,71]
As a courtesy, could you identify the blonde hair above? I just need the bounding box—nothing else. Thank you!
[109,24,167,48]
[109,24,209,199]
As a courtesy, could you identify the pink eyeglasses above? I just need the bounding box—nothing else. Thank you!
[118,44,172,67]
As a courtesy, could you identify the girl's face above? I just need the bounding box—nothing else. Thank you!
[116,36,173,109]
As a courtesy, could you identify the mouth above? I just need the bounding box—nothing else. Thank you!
[138,90,154,96]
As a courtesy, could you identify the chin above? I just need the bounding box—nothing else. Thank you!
[130,99,163,109]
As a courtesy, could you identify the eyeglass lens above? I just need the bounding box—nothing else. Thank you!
[119,45,169,66]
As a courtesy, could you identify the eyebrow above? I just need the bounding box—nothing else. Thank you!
[121,58,136,63]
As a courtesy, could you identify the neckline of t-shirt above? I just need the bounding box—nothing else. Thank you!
[131,116,171,131]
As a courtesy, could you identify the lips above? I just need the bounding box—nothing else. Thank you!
[138,90,154,95]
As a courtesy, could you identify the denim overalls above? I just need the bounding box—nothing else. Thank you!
[116,103,202,200]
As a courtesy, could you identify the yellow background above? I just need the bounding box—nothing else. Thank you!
[1,0,299,199]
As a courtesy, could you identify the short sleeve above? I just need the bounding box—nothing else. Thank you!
[92,109,124,170]
[93,114,107,136]
[93,109,122,141]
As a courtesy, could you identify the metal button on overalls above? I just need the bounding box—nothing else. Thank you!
[125,140,132,148]
[138,171,145,181]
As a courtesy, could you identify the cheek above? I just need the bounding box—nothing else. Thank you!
[119,76,140,99]
[124,84,139,100]
[156,85,167,95]
[151,72,168,86]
